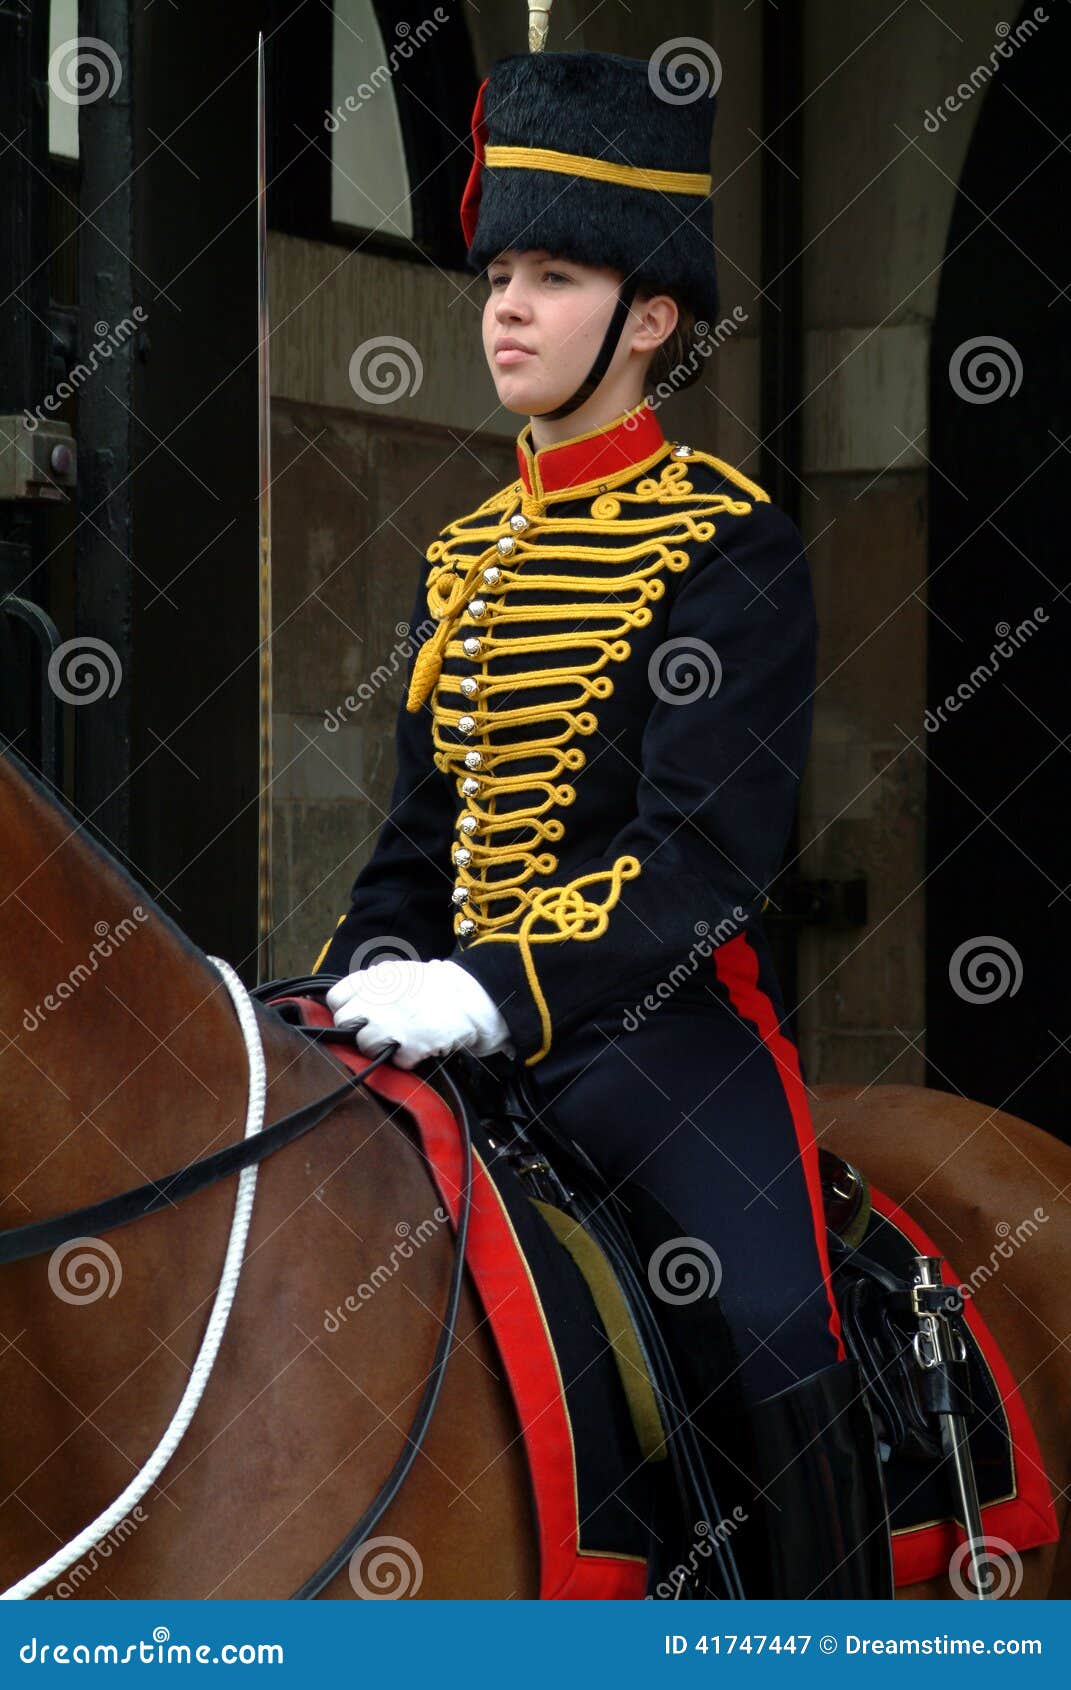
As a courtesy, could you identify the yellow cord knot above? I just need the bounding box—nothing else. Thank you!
[406,621,453,712]
[512,854,642,1063]
[406,547,499,713]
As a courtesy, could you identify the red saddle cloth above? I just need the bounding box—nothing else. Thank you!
[275,997,1058,1597]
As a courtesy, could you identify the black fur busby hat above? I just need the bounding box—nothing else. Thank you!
[461,50,720,328]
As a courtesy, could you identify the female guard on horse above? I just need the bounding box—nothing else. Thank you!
[312,45,893,1597]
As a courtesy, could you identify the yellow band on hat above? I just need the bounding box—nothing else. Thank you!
[484,144,711,197]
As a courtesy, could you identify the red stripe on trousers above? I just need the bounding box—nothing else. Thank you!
[712,932,846,1361]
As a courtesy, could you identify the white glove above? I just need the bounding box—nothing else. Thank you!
[324,957,514,1070]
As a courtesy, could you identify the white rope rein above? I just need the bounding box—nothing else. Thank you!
[1,956,266,1600]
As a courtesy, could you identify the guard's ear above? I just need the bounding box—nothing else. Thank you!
[632,290,680,350]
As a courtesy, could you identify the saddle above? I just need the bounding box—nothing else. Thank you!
[442,1052,1057,1590]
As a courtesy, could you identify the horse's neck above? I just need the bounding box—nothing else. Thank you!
[0,763,257,1224]
[0,755,466,1593]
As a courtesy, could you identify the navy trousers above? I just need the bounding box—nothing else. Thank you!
[522,924,845,1409]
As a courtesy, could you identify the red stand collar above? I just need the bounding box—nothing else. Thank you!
[515,401,667,497]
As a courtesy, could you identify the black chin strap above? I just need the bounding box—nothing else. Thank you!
[531,277,641,421]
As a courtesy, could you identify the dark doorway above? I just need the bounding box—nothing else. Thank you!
[927,3,1071,1142]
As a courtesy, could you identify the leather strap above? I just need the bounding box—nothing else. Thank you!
[0,1062,390,1266]
[533,278,642,422]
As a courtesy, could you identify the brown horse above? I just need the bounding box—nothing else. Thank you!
[0,746,1066,1598]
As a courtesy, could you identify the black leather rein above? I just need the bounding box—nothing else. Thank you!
[0,975,475,1600]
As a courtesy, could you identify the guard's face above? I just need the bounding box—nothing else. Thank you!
[482,248,630,414]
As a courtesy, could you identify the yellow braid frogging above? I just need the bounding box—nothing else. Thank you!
[415,444,770,1059]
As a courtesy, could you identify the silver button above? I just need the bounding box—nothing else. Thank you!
[454,845,472,866]
[464,750,482,769]
[457,918,476,938]
[483,565,502,585]
[459,675,477,697]
[463,636,481,657]
[495,538,514,558]
[468,598,486,618]
[459,814,477,834]
[451,887,469,907]
[510,513,529,532]
[457,714,475,735]
[673,443,693,458]
[461,776,480,796]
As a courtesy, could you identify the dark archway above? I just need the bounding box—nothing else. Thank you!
[927,3,1071,1142]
